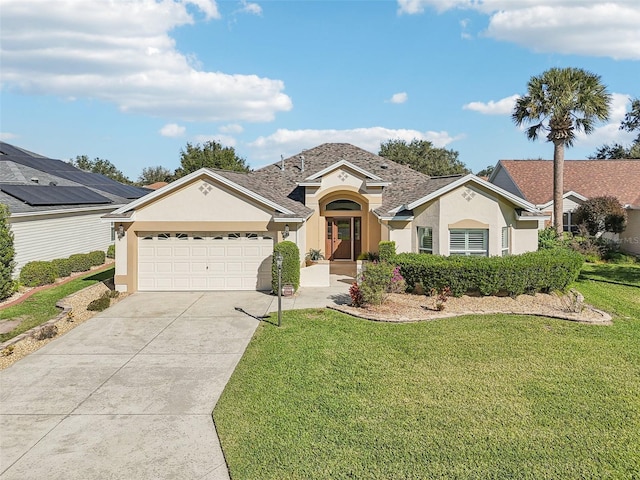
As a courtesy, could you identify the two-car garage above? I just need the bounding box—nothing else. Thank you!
[137,232,274,291]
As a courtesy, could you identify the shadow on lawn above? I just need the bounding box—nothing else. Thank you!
[579,264,640,288]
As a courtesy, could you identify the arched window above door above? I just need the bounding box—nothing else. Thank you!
[325,199,361,211]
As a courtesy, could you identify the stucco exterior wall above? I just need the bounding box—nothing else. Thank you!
[135,177,273,223]
[9,208,114,275]
[411,183,538,256]
[620,209,640,256]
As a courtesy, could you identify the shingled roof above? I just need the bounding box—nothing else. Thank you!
[250,143,463,215]
[493,160,640,207]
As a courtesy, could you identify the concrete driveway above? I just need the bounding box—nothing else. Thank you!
[0,291,282,480]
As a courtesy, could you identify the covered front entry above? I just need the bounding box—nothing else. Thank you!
[137,232,273,291]
[326,217,361,260]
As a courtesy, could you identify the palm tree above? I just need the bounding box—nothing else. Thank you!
[512,68,611,235]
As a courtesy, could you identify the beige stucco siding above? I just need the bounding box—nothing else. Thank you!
[135,177,273,223]
[411,184,538,256]
[620,209,640,256]
[9,209,114,275]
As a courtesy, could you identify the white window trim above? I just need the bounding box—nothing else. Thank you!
[502,226,510,256]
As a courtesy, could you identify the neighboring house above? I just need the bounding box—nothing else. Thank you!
[0,142,150,275]
[108,143,546,292]
[489,159,640,255]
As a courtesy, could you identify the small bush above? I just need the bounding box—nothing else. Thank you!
[538,227,565,250]
[378,241,397,263]
[51,258,73,278]
[107,244,115,259]
[87,293,111,311]
[87,250,106,267]
[357,251,380,262]
[32,324,58,341]
[604,252,637,264]
[272,241,300,294]
[68,253,93,272]
[19,261,57,287]
[357,262,406,306]
[349,282,364,307]
[0,203,16,300]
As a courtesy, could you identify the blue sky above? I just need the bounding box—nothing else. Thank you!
[1,0,639,180]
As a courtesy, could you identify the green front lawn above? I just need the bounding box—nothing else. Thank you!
[0,267,114,343]
[214,264,640,479]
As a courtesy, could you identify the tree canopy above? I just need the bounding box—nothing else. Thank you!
[69,155,133,184]
[378,139,470,177]
[512,67,611,234]
[476,165,495,177]
[138,166,174,185]
[573,196,627,236]
[174,141,249,179]
[0,203,16,300]
[591,97,640,159]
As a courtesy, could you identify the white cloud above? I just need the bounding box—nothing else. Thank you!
[388,92,408,104]
[576,93,636,147]
[0,132,18,141]
[193,134,237,147]
[239,0,262,15]
[463,94,519,115]
[219,124,244,134]
[248,127,462,164]
[159,123,186,138]
[397,1,640,60]
[0,0,292,122]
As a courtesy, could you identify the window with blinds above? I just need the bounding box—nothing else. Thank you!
[417,226,433,254]
[449,229,488,256]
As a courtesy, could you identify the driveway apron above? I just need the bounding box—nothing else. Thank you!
[0,291,274,480]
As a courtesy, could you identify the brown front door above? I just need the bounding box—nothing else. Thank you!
[326,217,352,260]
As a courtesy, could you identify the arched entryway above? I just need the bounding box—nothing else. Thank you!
[320,194,367,261]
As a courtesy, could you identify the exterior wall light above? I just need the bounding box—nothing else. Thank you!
[283,224,290,238]
[117,224,125,239]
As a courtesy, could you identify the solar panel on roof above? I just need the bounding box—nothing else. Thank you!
[0,184,112,206]
[52,170,150,198]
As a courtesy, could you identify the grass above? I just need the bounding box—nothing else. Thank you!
[214,264,640,479]
[0,267,114,343]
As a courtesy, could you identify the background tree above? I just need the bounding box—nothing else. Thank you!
[512,67,611,235]
[0,203,16,300]
[69,155,133,184]
[591,97,640,159]
[573,196,627,237]
[174,140,249,179]
[138,166,174,185]
[476,165,495,177]
[378,139,470,176]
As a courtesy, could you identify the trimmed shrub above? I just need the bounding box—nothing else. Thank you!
[378,241,397,263]
[357,251,380,261]
[272,241,300,293]
[87,250,106,267]
[68,253,93,272]
[107,244,115,259]
[395,249,584,297]
[87,292,111,311]
[0,203,16,300]
[51,258,73,278]
[19,261,57,287]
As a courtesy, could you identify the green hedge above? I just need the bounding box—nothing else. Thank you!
[19,261,57,287]
[51,258,74,278]
[107,244,115,259]
[395,249,584,297]
[68,253,93,272]
[378,241,397,263]
[87,250,106,267]
[272,241,300,293]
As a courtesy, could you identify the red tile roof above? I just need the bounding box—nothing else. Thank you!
[497,160,640,207]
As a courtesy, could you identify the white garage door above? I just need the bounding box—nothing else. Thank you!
[138,232,274,291]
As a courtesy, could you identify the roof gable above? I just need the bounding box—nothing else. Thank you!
[303,159,384,182]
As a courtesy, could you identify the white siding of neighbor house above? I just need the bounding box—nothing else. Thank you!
[620,209,640,256]
[9,209,114,275]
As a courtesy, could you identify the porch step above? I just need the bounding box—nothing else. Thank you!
[330,262,357,277]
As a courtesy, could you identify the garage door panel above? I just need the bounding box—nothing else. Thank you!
[138,233,274,291]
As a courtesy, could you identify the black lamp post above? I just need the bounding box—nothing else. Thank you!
[276,252,283,327]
